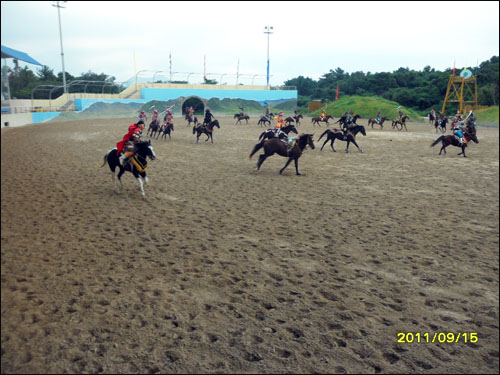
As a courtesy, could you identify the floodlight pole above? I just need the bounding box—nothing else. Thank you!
[53,1,67,94]
[264,25,273,90]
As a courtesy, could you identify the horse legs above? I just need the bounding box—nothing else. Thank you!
[320,138,330,151]
[136,176,146,199]
[350,138,363,152]
[256,154,268,171]
[439,142,447,155]
[458,144,467,157]
[280,157,294,175]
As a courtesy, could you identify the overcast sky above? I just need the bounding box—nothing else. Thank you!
[2,1,499,86]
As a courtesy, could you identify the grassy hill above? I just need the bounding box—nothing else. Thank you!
[310,96,426,122]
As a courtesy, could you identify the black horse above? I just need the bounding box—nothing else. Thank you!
[234,113,250,125]
[101,140,156,198]
[193,120,220,143]
[312,115,334,126]
[249,134,315,175]
[160,122,174,140]
[428,111,436,124]
[257,116,272,127]
[318,125,367,153]
[258,124,298,142]
[147,120,161,137]
[434,117,448,133]
[430,124,478,157]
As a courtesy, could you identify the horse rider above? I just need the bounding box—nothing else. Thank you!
[465,110,477,127]
[320,108,327,121]
[151,109,159,126]
[239,106,244,117]
[203,108,215,126]
[376,111,381,124]
[117,120,145,166]
[265,105,270,120]
[398,109,405,122]
[189,106,195,121]
[139,110,147,124]
[451,117,466,145]
[273,111,286,139]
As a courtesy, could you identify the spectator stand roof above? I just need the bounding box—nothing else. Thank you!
[1,45,43,66]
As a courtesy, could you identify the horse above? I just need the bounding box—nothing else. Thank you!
[428,111,436,124]
[293,114,303,125]
[101,140,156,199]
[318,125,367,153]
[284,116,295,125]
[430,124,478,157]
[434,117,448,133]
[257,115,272,127]
[159,121,174,140]
[147,120,161,137]
[368,116,388,129]
[185,113,198,127]
[258,124,298,142]
[312,115,334,126]
[249,134,315,175]
[392,114,410,131]
[193,120,220,143]
[234,113,250,125]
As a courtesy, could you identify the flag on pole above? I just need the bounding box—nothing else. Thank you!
[452,60,456,76]
[336,85,339,100]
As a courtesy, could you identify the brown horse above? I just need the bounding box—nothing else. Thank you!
[392,114,410,131]
[257,116,271,127]
[368,116,388,129]
[249,133,315,175]
[234,113,250,125]
[193,120,220,143]
[312,115,334,126]
[430,124,478,157]
[293,114,303,125]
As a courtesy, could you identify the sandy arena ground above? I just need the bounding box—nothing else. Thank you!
[1,116,499,374]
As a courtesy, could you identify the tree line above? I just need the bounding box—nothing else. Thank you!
[3,56,498,114]
[285,56,498,113]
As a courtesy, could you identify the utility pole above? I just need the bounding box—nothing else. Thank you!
[264,25,274,90]
[52,1,67,93]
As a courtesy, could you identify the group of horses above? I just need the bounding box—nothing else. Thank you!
[102,112,480,198]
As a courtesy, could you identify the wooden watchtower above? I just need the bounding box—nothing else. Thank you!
[441,69,478,114]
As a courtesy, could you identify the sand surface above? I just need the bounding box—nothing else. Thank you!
[1,116,499,374]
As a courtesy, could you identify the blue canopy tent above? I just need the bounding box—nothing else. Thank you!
[2,45,43,112]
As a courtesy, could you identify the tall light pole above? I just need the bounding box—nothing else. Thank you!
[264,25,273,90]
[52,1,67,94]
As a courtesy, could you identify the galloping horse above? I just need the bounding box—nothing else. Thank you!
[193,120,220,143]
[293,114,303,125]
[434,117,448,133]
[368,116,388,129]
[312,115,334,126]
[392,114,410,131]
[258,124,298,142]
[234,113,250,125]
[318,125,367,153]
[430,124,478,157]
[284,116,295,125]
[147,120,161,137]
[249,134,315,175]
[257,116,272,127]
[101,140,156,198]
[160,122,174,140]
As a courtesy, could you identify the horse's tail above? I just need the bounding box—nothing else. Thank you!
[249,141,264,160]
[318,129,329,141]
[430,136,444,147]
[101,150,110,167]
[258,131,266,141]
